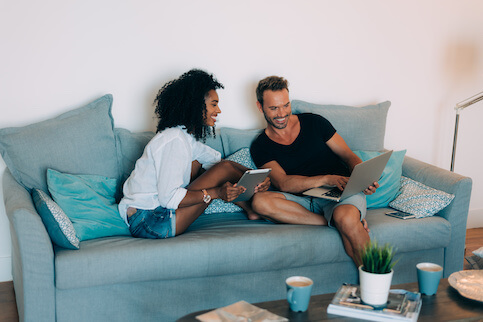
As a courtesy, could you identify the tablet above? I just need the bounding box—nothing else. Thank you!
[232,169,271,202]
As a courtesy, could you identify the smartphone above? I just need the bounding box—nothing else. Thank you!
[385,210,416,220]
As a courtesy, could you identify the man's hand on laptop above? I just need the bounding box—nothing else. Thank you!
[324,175,349,191]
[363,182,380,195]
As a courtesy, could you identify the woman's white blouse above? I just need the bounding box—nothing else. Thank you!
[118,126,221,224]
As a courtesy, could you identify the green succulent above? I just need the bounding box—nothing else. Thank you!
[360,241,398,274]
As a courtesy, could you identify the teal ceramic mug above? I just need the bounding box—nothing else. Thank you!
[417,262,443,295]
[286,276,313,312]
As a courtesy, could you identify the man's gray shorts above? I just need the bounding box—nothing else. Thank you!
[278,192,367,228]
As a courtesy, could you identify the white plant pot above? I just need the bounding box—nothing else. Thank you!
[359,266,394,306]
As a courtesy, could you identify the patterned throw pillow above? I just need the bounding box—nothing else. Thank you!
[203,199,243,215]
[31,188,80,249]
[223,147,256,169]
[388,177,455,218]
[204,148,256,215]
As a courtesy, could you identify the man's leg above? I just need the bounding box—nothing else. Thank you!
[317,193,369,266]
[332,205,370,266]
[251,191,328,225]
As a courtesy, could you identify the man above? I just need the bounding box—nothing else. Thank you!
[250,76,379,266]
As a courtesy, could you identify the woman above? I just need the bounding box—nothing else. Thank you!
[118,69,268,238]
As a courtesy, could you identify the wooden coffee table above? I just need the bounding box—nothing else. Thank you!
[178,278,483,321]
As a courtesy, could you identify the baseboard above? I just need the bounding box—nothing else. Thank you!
[0,256,12,282]
[467,208,483,229]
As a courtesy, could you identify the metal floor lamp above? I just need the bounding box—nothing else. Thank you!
[450,91,483,172]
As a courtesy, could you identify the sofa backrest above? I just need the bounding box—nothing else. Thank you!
[115,100,391,181]
[115,128,225,189]
[0,94,390,194]
[115,128,155,187]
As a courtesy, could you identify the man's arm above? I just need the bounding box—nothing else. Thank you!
[326,133,379,194]
[260,160,348,194]
[326,133,362,171]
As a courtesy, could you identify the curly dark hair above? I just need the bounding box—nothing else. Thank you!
[154,69,224,141]
[256,76,289,106]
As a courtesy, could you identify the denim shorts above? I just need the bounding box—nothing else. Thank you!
[278,192,366,228]
[127,206,176,239]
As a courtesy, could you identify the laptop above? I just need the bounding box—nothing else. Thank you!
[303,150,393,202]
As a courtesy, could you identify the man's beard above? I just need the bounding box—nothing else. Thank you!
[264,113,290,129]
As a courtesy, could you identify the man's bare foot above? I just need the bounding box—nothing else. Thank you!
[362,219,370,233]
[246,210,261,220]
[235,201,262,220]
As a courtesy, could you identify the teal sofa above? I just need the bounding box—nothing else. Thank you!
[1,94,472,321]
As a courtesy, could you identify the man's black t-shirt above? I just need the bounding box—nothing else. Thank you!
[250,113,350,177]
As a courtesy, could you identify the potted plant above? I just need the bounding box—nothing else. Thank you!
[358,241,398,307]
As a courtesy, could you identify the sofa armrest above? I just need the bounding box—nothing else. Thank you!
[3,169,56,322]
[402,156,472,277]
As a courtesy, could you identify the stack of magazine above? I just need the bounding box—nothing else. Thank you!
[327,284,422,322]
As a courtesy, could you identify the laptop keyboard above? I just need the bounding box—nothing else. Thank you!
[324,187,342,198]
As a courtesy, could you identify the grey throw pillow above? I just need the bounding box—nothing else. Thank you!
[0,94,119,192]
[291,100,390,151]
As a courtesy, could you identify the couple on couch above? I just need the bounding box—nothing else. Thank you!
[118,69,378,266]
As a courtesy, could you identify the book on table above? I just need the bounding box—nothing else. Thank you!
[327,284,422,322]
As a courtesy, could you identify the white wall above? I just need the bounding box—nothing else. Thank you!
[1,0,482,282]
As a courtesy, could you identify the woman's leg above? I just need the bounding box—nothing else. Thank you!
[175,160,247,235]
[208,162,260,219]
[212,161,262,219]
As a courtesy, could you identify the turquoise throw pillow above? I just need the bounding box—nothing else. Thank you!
[354,150,406,208]
[47,169,130,241]
[204,148,256,215]
[31,188,80,249]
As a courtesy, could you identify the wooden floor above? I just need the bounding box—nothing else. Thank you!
[0,228,482,322]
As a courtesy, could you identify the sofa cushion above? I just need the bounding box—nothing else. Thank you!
[31,188,80,250]
[54,208,450,290]
[354,150,406,208]
[47,169,130,241]
[0,94,119,192]
[389,177,455,218]
[291,100,390,151]
[366,208,451,251]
